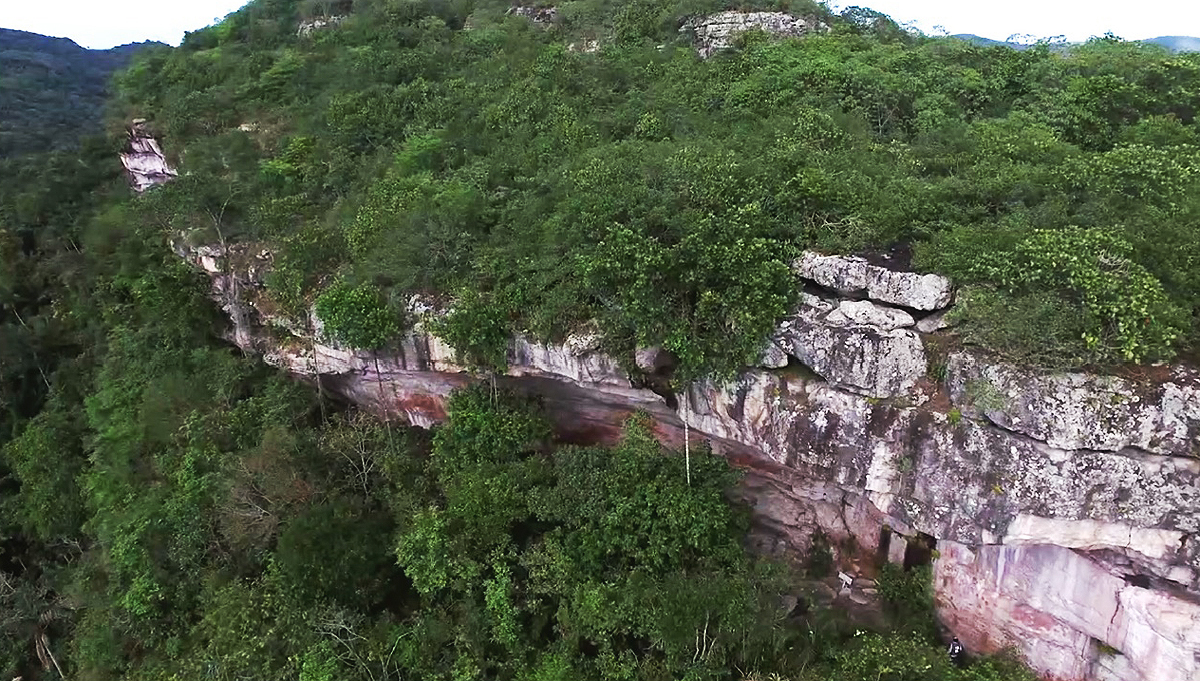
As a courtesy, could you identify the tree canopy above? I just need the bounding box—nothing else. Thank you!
[3,0,1198,679]
[101,0,1200,376]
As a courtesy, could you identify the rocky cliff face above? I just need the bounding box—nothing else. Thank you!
[119,120,177,192]
[681,11,829,58]
[172,235,1200,681]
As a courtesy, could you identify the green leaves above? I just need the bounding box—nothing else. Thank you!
[314,280,403,349]
[966,227,1185,364]
[570,143,797,382]
[431,289,514,372]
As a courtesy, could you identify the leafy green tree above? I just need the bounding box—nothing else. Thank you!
[315,280,403,349]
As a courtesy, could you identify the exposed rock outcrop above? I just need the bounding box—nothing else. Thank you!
[948,352,1200,458]
[297,15,346,37]
[795,251,955,311]
[120,120,177,192]
[682,11,829,58]
[172,234,1200,681]
[507,5,558,28]
[776,295,927,398]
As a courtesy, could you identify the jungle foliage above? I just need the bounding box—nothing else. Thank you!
[0,28,163,156]
[0,169,1034,679]
[1,0,1195,678]
[102,0,1200,374]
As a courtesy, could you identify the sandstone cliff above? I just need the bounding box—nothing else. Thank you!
[170,234,1200,681]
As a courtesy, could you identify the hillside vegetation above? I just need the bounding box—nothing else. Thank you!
[0,28,162,156]
[0,0,1198,679]
[111,0,1200,378]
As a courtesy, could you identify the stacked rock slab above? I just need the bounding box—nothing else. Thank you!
[169,235,1200,681]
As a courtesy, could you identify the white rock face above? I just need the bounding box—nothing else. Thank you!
[776,295,927,398]
[948,352,1200,458]
[829,299,915,330]
[567,39,600,53]
[120,121,177,192]
[507,5,557,27]
[935,542,1200,681]
[683,11,828,58]
[297,15,346,37]
[175,234,1200,681]
[795,251,954,311]
[1003,515,1186,563]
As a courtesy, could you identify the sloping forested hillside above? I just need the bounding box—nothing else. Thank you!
[0,28,163,156]
[110,0,1200,378]
[1,0,1199,679]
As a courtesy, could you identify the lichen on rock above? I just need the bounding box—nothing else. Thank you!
[795,251,955,311]
[775,294,928,398]
[682,11,829,58]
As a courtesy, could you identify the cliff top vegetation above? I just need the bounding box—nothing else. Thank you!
[103,0,1200,379]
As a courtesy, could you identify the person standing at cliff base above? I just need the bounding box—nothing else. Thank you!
[948,637,965,667]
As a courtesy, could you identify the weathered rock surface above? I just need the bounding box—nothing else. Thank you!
[775,295,927,398]
[936,542,1200,681]
[507,5,557,27]
[120,120,177,192]
[682,11,828,58]
[948,353,1200,458]
[172,233,1200,681]
[796,251,955,311]
[297,15,346,36]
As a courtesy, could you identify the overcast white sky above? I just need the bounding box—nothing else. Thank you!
[0,0,1197,49]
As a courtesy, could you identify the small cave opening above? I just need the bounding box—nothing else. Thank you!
[783,354,824,382]
[875,526,893,568]
[1122,573,1152,589]
[660,390,679,411]
[1092,637,1123,658]
[903,532,937,569]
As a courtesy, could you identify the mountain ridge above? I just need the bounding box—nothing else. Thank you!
[953,32,1200,52]
[0,27,165,156]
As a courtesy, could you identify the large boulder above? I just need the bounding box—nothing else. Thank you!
[682,11,828,58]
[776,295,927,398]
[795,251,954,311]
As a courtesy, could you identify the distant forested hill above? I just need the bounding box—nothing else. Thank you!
[1144,35,1200,52]
[953,32,1200,52]
[0,28,164,156]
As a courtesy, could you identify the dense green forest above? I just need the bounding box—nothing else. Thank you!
[3,0,1200,678]
[106,0,1200,377]
[0,28,163,156]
